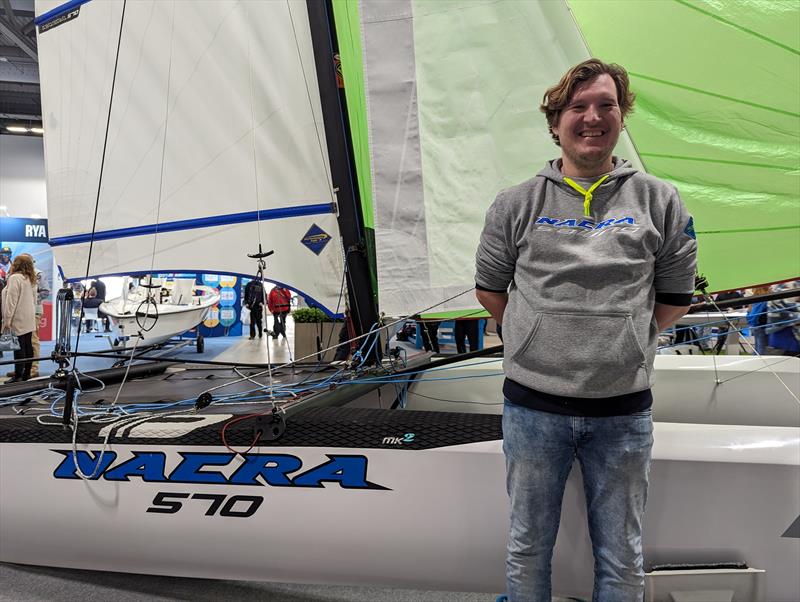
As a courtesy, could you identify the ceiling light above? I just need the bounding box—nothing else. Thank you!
[6,126,28,133]
[30,127,44,134]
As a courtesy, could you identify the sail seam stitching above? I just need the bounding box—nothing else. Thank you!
[672,0,800,57]
[630,72,800,118]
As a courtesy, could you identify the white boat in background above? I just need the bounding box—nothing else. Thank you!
[99,278,220,349]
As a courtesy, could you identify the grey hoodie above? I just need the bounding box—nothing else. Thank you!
[475,158,697,398]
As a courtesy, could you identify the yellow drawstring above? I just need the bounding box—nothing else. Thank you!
[562,175,609,217]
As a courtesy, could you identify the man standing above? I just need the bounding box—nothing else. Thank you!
[267,285,292,339]
[475,59,697,601]
[243,278,265,340]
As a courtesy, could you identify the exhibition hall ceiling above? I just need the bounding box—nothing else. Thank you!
[0,0,41,132]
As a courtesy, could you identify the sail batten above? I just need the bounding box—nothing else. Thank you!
[49,203,337,247]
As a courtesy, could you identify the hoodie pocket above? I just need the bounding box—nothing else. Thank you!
[508,312,649,397]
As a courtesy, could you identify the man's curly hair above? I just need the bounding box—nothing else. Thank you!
[540,58,636,146]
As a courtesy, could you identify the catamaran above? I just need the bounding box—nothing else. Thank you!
[1,1,798,601]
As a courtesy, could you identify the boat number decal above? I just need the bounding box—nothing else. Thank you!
[52,450,390,490]
[38,6,82,34]
[147,492,263,518]
[381,432,416,445]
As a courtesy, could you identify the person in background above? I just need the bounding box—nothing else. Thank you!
[267,285,292,340]
[712,289,744,354]
[15,254,49,378]
[89,278,110,331]
[475,59,697,601]
[746,285,772,355]
[0,275,4,360]
[81,287,104,332]
[0,246,12,281]
[333,309,353,363]
[454,318,480,354]
[415,317,440,353]
[243,278,265,340]
[765,281,800,357]
[89,278,106,301]
[1,254,37,382]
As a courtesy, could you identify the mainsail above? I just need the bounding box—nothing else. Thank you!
[37,0,347,314]
[334,0,799,317]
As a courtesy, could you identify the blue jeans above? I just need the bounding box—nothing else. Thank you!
[503,401,653,602]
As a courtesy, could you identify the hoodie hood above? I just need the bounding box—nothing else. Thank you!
[536,157,639,196]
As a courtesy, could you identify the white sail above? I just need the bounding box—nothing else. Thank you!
[358,0,643,316]
[37,0,346,314]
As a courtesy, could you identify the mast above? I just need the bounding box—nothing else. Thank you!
[306,0,381,360]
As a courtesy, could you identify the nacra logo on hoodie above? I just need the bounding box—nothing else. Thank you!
[534,216,638,236]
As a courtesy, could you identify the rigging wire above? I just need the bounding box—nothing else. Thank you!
[149,0,176,275]
[689,296,799,404]
[245,0,264,252]
[135,0,178,341]
[69,0,128,377]
[285,0,336,202]
[241,1,277,403]
[193,285,478,400]
[64,335,143,481]
[287,0,370,333]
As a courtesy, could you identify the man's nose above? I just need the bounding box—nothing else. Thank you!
[584,105,601,123]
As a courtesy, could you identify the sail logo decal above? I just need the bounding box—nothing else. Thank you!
[301,224,332,256]
[35,0,90,33]
[534,216,638,236]
[52,450,390,490]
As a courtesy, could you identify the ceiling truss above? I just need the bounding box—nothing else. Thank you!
[0,0,40,132]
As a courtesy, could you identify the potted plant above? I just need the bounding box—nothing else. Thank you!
[291,307,341,363]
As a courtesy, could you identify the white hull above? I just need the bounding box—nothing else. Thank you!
[100,287,220,348]
[0,356,798,600]
[405,354,800,427]
[0,425,797,600]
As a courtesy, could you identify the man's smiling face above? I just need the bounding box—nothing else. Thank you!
[552,73,623,177]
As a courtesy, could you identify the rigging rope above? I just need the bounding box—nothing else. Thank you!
[69,0,128,379]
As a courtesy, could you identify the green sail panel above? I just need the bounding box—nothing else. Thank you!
[358,0,641,317]
[569,0,800,291]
